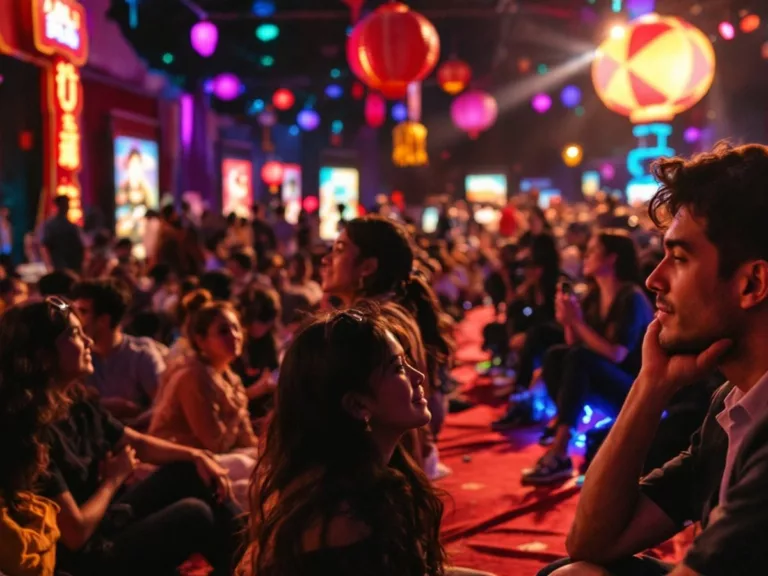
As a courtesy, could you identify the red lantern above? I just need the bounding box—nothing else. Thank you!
[437,59,472,95]
[347,2,440,99]
[261,161,284,193]
[364,92,386,128]
[272,89,295,111]
[302,196,319,213]
[351,82,365,100]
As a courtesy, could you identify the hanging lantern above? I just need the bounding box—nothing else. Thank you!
[531,93,552,114]
[190,21,218,57]
[272,88,295,111]
[302,196,319,213]
[297,109,320,131]
[450,90,498,139]
[437,58,472,95]
[212,73,241,101]
[562,144,584,167]
[392,122,428,167]
[592,14,715,124]
[364,93,386,128]
[347,2,440,99]
[261,161,284,193]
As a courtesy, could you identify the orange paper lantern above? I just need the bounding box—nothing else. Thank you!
[437,58,472,95]
[347,2,440,99]
[272,89,295,111]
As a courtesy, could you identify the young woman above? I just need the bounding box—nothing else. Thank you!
[0,298,93,576]
[242,306,494,576]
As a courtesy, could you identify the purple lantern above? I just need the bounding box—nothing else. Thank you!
[560,85,582,108]
[683,127,702,143]
[297,109,320,131]
[450,90,498,139]
[212,73,241,101]
[191,21,218,58]
[532,93,552,114]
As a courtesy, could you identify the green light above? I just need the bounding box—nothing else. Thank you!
[575,106,585,117]
[331,120,343,134]
[537,63,548,74]
[260,55,275,67]
[162,52,174,64]
[255,23,280,42]
[330,68,341,79]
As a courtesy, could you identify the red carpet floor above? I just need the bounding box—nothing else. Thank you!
[438,307,686,576]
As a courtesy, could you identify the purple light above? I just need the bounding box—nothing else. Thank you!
[203,79,215,94]
[190,21,218,58]
[600,163,616,181]
[180,93,194,150]
[297,109,320,131]
[212,73,241,101]
[560,85,582,108]
[683,127,702,143]
[627,0,655,19]
[532,93,552,114]
[719,21,735,40]
[325,84,343,99]
[391,102,408,123]
[258,109,277,127]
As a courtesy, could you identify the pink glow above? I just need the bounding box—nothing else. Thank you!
[180,93,194,150]
[531,93,552,114]
[191,21,218,57]
[718,21,735,40]
[213,73,241,101]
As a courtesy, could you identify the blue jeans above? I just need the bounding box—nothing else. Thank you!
[537,556,673,576]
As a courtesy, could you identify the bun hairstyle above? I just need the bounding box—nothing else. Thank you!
[177,288,213,333]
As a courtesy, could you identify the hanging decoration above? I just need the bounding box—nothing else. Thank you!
[392,122,428,167]
[740,14,760,33]
[347,2,440,99]
[683,126,702,143]
[718,21,735,40]
[191,21,218,58]
[517,57,532,74]
[261,161,284,193]
[272,88,295,111]
[302,196,319,213]
[407,82,422,122]
[450,90,498,139]
[325,84,344,99]
[560,85,582,109]
[297,109,320,131]
[392,102,408,123]
[437,58,472,95]
[365,93,386,128]
[531,93,552,114]
[212,73,241,100]
[256,23,280,42]
[562,144,584,167]
[352,82,365,100]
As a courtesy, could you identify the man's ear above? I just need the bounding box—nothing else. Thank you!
[738,260,768,310]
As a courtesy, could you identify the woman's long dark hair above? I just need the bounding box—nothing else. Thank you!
[344,216,455,392]
[596,230,642,285]
[0,301,74,507]
[248,306,446,576]
[529,233,561,307]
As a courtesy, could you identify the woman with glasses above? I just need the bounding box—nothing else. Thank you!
[0,298,93,576]
[241,305,494,576]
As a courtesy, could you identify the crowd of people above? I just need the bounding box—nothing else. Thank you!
[2,141,768,576]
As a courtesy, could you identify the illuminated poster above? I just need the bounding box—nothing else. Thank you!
[520,177,562,209]
[282,164,302,224]
[113,136,159,254]
[465,174,507,206]
[221,158,253,218]
[422,206,439,234]
[319,167,359,241]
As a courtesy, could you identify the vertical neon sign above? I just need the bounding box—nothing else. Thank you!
[626,123,673,206]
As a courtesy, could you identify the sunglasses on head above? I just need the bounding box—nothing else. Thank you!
[45,296,72,320]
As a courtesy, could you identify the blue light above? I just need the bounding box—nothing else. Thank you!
[330,68,341,79]
[346,25,353,36]
[582,404,593,425]
[331,120,344,134]
[248,99,265,115]
[252,0,275,18]
[627,123,674,205]
[594,417,613,429]
[560,85,582,108]
[289,125,300,136]
[297,109,320,131]
[126,0,139,29]
[391,102,407,122]
[611,0,622,13]
[203,79,215,94]
[325,84,343,99]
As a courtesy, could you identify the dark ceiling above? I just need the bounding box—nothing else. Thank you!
[105,0,768,188]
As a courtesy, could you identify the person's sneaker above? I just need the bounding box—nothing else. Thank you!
[538,425,557,446]
[491,401,533,431]
[521,454,574,485]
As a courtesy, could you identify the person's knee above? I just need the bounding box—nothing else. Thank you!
[172,497,216,528]
[547,561,611,576]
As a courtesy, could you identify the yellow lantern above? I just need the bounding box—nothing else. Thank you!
[392,121,428,167]
[562,144,583,167]
[592,14,715,124]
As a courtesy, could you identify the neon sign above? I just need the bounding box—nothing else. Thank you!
[32,0,88,66]
[626,123,674,206]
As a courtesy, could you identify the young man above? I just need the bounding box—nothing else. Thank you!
[540,142,768,575]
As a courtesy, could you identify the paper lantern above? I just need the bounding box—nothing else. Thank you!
[562,144,583,167]
[191,21,218,57]
[450,90,498,139]
[437,58,472,95]
[212,73,241,101]
[302,196,319,213]
[261,161,284,193]
[392,122,428,167]
[592,14,715,124]
[272,89,295,111]
[364,93,386,128]
[297,110,320,131]
[531,93,552,114]
[347,2,440,99]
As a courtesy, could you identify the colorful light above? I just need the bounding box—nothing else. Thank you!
[330,68,342,79]
[302,196,319,213]
[365,92,386,128]
[261,161,284,192]
[212,73,241,101]
[683,126,701,143]
[162,53,174,64]
[718,21,735,40]
[297,109,320,131]
[289,125,300,136]
[560,85,582,108]
[258,109,277,127]
[762,42,768,59]
[351,82,365,100]
[255,23,280,42]
[272,88,295,111]
[437,58,472,95]
[627,0,655,19]
[325,84,343,99]
[562,144,584,167]
[260,55,275,67]
[391,102,408,122]
[532,93,552,113]
[450,90,498,139]
[248,99,265,115]
[740,14,760,34]
[537,63,548,74]
[252,0,275,17]
[592,14,716,124]
[331,120,344,134]
[392,122,428,167]
[190,21,218,58]
[600,163,616,180]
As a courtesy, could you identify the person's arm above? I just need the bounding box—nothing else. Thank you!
[118,426,198,464]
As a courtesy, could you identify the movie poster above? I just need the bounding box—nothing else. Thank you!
[221,158,253,218]
[282,164,302,224]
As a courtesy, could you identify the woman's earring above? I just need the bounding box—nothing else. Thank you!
[364,415,372,432]
[357,275,365,292]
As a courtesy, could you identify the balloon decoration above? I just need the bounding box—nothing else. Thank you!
[212,73,241,101]
[297,109,320,131]
[450,90,498,139]
[392,122,428,167]
[272,88,295,110]
[347,2,440,99]
[592,14,716,124]
[531,93,552,113]
[437,58,472,95]
[364,93,386,128]
[562,144,583,167]
[190,21,218,57]
[261,161,284,193]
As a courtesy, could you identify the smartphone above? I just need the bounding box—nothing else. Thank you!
[560,281,573,296]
